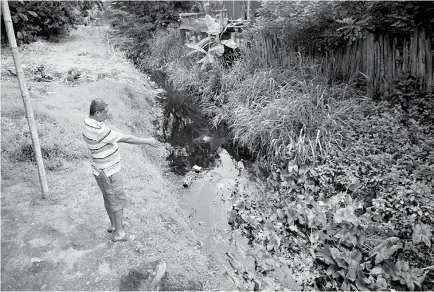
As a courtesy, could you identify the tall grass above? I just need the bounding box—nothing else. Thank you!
[140,27,364,167]
[142,28,189,71]
[201,55,363,165]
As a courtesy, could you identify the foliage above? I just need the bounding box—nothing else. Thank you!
[1,1,96,44]
[103,2,434,289]
[253,1,434,52]
[227,96,433,290]
[184,14,239,70]
[132,15,364,167]
[195,51,366,166]
[107,1,199,63]
[140,28,190,72]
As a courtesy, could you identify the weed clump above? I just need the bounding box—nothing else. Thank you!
[203,59,362,166]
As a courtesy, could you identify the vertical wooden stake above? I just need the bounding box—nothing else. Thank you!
[2,0,49,198]
[246,0,251,22]
[366,33,375,98]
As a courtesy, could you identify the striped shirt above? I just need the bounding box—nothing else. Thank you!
[82,117,123,177]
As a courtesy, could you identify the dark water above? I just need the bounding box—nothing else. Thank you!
[148,70,300,290]
[148,70,256,276]
[148,70,251,174]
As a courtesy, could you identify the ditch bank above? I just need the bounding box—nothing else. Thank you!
[148,70,302,290]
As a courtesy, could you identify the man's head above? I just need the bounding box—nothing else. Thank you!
[89,98,108,122]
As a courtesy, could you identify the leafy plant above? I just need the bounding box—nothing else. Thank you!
[230,158,432,290]
[185,14,238,70]
[107,1,198,63]
[253,1,434,54]
[1,1,93,44]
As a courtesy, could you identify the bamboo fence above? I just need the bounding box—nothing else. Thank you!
[252,27,434,98]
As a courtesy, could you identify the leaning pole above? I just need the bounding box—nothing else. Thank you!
[2,0,49,198]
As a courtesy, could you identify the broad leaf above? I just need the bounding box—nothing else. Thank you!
[335,227,357,246]
[356,270,375,291]
[374,275,387,290]
[316,246,335,265]
[370,266,383,275]
[326,264,340,278]
[334,206,360,226]
[348,179,362,192]
[27,11,38,18]
[185,43,207,54]
[369,237,402,264]
[205,14,222,35]
[346,249,362,281]
[330,247,347,268]
[340,279,350,291]
[395,259,426,291]
[196,36,213,49]
[412,223,432,247]
[221,39,238,49]
[267,231,280,251]
[355,277,371,291]
[209,44,224,57]
[18,13,28,21]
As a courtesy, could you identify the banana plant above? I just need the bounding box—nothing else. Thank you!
[185,14,238,69]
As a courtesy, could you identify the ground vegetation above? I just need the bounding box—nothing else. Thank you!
[0,1,100,44]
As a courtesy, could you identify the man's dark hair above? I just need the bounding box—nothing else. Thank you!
[89,98,108,115]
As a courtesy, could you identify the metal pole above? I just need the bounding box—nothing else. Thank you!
[2,0,49,198]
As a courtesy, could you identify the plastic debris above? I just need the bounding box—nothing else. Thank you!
[192,165,202,173]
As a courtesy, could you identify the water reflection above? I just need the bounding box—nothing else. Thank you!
[149,70,229,174]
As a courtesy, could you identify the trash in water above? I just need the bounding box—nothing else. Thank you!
[183,173,195,188]
[192,165,202,173]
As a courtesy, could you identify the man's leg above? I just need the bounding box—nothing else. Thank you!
[107,172,128,241]
[104,202,115,231]
[113,208,125,240]
[95,175,116,232]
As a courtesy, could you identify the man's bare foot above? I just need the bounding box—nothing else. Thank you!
[107,226,116,233]
[113,231,127,242]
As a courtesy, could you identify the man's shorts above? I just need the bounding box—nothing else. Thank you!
[94,171,128,213]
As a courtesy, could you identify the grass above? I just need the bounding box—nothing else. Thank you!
[1,25,158,172]
[136,28,364,167]
[218,71,360,165]
[141,28,188,71]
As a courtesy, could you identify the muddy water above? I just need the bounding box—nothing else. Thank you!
[148,71,257,278]
[149,71,300,290]
[186,148,255,270]
[148,71,249,175]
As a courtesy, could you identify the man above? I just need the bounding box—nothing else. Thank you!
[82,98,159,242]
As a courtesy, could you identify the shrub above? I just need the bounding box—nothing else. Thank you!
[107,1,199,64]
[254,1,434,53]
[0,1,95,44]
[141,27,188,71]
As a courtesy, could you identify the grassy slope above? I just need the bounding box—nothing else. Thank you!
[1,26,235,290]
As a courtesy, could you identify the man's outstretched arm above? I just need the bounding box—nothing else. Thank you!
[118,135,160,146]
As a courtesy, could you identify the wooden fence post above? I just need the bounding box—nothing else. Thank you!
[2,0,49,198]
[426,35,433,90]
[366,33,375,98]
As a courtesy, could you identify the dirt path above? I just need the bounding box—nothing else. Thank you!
[1,26,237,291]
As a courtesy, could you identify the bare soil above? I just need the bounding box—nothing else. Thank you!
[1,26,237,291]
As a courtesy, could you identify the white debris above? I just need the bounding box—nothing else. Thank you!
[192,165,202,173]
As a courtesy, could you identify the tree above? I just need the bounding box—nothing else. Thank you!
[107,1,200,61]
[1,1,94,44]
